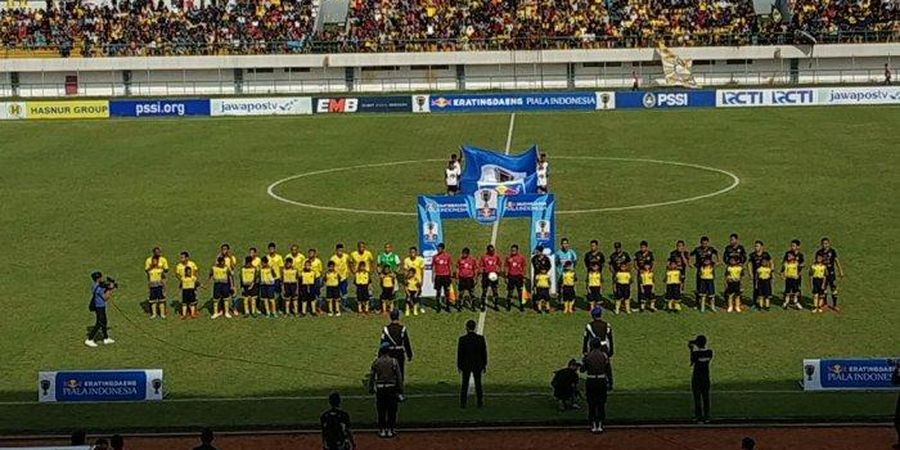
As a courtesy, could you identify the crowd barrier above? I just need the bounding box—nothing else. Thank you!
[1,86,897,120]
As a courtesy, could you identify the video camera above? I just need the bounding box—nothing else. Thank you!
[102,277,119,290]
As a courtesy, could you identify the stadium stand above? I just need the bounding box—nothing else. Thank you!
[0,0,896,57]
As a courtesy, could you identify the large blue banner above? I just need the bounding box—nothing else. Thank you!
[802,358,899,391]
[460,145,539,195]
[429,92,597,113]
[616,90,716,109]
[109,99,211,117]
[38,369,164,402]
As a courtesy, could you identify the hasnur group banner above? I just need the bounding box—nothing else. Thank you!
[459,145,540,195]
[802,357,899,391]
[429,92,597,112]
[38,369,164,402]
[26,100,109,119]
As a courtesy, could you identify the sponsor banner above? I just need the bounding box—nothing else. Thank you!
[616,90,716,109]
[460,145,539,195]
[38,369,164,402]
[0,102,27,120]
[802,358,900,391]
[716,88,817,108]
[210,97,312,116]
[26,100,109,120]
[595,91,616,110]
[412,94,431,113]
[314,96,413,114]
[110,99,210,118]
[429,92,597,113]
[818,86,900,105]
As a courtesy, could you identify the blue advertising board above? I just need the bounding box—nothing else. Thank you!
[38,369,164,402]
[313,96,412,113]
[110,99,211,117]
[616,90,716,109]
[428,92,597,112]
[802,357,899,391]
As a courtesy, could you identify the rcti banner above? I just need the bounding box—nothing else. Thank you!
[38,369,164,402]
[802,358,899,391]
[716,89,817,108]
[428,92,597,112]
[460,145,539,195]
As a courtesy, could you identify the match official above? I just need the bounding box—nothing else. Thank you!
[581,338,613,433]
[381,310,413,386]
[371,344,402,438]
[689,335,714,423]
[85,271,117,348]
[457,319,488,408]
[582,307,614,356]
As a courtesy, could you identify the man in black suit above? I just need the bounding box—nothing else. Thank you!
[457,319,488,408]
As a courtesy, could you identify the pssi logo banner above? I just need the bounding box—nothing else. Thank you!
[616,91,715,109]
[429,92,597,112]
[210,97,312,116]
[110,99,210,117]
[0,102,26,120]
[818,87,900,105]
[38,369,164,402]
[26,100,109,119]
[716,89,816,107]
[802,357,899,391]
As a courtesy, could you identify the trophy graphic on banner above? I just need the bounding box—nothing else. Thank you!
[600,92,611,110]
[804,364,815,381]
[536,219,550,240]
[475,188,497,221]
[415,95,428,112]
[40,379,50,396]
[152,378,162,395]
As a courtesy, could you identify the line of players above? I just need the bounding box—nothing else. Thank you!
[142,234,845,319]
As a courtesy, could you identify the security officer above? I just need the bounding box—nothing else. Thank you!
[370,344,402,438]
[689,335,714,423]
[582,306,614,357]
[581,338,613,433]
[381,309,413,386]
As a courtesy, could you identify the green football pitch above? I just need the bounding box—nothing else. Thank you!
[0,106,898,434]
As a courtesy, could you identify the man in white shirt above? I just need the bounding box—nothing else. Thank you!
[446,160,460,195]
[536,152,549,193]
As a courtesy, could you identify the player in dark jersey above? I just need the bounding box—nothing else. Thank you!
[608,242,631,277]
[669,240,691,294]
[633,240,654,297]
[690,236,719,305]
[748,240,772,308]
[814,237,845,311]
[722,233,747,267]
[782,239,806,301]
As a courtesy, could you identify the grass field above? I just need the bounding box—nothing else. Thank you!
[0,106,898,434]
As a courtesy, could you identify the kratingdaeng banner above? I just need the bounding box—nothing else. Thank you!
[460,145,540,195]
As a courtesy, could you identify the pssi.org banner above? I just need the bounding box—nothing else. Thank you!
[716,88,817,107]
[38,369,164,402]
[427,92,598,112]
[109,99,211,117]
[211,97,312,116]
[802,357,899,391]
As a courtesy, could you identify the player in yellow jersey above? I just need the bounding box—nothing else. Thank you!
[239,256,260,317]
[259,257,279,318]
[404,268,421,316]
[614,262,633,314]
[560,261,577,314]
[350,241,376,277]
[248,247,262,268]
[665,260,683,311]
[380,265,397,315]
[534,267,552,313]
[330,244,351,309]
[402,247,426,315]
[586,262,603,312]
[725,256,744,313]
[208,256,234,319]
[145,247,170,274]
[755,256,774,310]
[175,252,199,317]
[781,252,802,310]
[147,255,167,319]
[698,258,716,312]
[307,248,324,311]
[283,257,300,316]
[354,261,372,314]
[809,253,828,313]
[217,244,238,270]
[287,245,306,273]
[180,266,200,319]
[638,263,656,312]
[300,260,318,316]
[324,261,342,317]
[266,242,285,309]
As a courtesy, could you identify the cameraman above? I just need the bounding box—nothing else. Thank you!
[689,335,713,423]
[85,271,117,348]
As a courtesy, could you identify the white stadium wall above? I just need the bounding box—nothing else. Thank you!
[0,43,896,98]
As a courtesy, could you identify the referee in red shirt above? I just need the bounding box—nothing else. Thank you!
[505,245,527,311]
[432,244,453,313]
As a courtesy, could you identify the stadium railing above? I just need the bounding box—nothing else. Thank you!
[1,30,897,59]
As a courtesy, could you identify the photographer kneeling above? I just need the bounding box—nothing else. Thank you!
[85,271,117,348]
[689,335,713,423]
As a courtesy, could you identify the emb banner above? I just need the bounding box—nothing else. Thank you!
[38,369,164,402]
[802,357,899,391]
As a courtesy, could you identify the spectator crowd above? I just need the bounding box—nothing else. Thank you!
[0,0,896,56]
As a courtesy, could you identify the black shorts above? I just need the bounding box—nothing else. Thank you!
[588,286,602,302]
[458,277,475,292]
[812,278,825,295]
[435,275,452,291]
[725,281,741,296]
[182,288,197,304]
[614,283,631,300]
[149,286,165,301]
[639,285,653,301]
[666,283,681,300]
[380,287,395,300]
[481,273,499,289]
[698,279,715,296]
[407,290,420,302]
[535,287,550,302]
[507,275,524,291]
[356,284,370,301]
[326,286,341,299]
[260,284,276,299]
[757,279,772,297]
[242,284,259,297]
[784,278,800,294]
[283,282,298,299]
[447,184,459,193]
[825,273,838,291]
[561,285,576,301]
[213,282,231,300]
[300,284,316,301]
